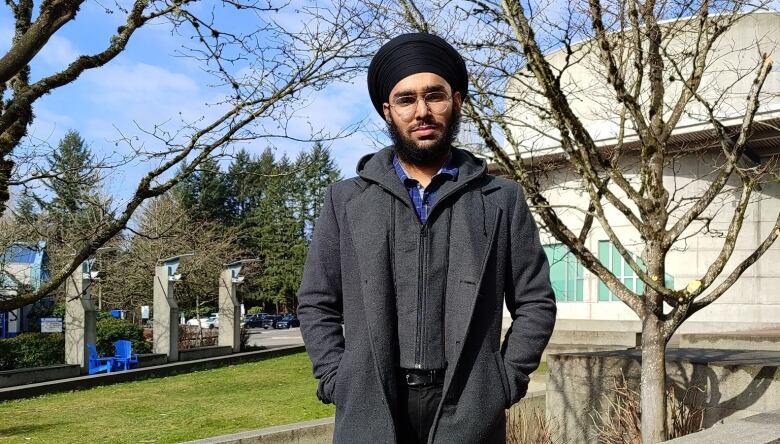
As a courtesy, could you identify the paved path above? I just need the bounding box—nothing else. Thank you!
[246,327,303,349]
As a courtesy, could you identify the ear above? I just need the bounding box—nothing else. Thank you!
[382,103,392,123]
[452,91,463,113]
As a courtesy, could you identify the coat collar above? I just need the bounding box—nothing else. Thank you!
[355,146,487,210]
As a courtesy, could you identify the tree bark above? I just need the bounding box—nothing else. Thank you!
[0,157,11,216]
[641,317,667,443]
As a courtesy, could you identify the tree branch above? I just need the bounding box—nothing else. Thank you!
[664,54,772,248]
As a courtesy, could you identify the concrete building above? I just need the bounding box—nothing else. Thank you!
[500,11,780,333]
[0,241,50,338]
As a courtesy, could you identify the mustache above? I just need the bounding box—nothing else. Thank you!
[409,121,441,131]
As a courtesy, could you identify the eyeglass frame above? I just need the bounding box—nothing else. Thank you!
[385,91,455,121]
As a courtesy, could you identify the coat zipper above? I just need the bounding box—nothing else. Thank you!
[416,221,428,369]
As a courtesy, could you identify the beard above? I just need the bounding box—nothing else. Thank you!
[387,110,461,167]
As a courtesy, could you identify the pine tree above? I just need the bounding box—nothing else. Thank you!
[302,143,340,239]
[225,149,254,222]
[46,130,98,215]
[243,154,301,308]
[42,130,112,249]
[14,193,38,226]
[178,157,231,223]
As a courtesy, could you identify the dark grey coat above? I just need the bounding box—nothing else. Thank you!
[297,147,556,443]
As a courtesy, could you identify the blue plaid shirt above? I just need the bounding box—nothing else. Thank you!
[392,154,459,224]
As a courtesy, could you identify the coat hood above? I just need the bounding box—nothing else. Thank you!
[356,146,487,191]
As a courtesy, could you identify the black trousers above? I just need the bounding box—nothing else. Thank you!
[397,383,444,444]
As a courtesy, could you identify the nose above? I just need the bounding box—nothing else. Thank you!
[414,96,431,120]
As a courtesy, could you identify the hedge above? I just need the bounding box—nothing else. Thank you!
[96,317,151,356]
[0,317,151,370]
[0,333,65,371]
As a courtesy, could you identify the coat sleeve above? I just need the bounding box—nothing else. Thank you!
[297,185,345,404]
[501,183,557,405]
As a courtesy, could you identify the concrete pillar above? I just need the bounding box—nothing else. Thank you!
[153,258,181,362]
[218,265,242,353]
[64,260,97,373]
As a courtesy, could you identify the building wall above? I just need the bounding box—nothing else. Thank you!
[502,153,780,333]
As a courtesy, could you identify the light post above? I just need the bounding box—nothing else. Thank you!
[218,259,258,352]
[64,258,101,373]
[153,254,193,362]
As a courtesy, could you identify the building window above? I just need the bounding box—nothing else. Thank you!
[597,241,673,301]
[543,244,584,302]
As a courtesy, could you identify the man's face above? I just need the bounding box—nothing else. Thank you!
[382,72,462,166]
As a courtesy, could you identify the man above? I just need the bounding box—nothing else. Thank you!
[298,33,556,444]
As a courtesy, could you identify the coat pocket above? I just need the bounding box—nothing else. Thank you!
[493,351,512,409]
[333,349,352,406]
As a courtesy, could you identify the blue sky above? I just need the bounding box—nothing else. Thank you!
[1,2,383,205]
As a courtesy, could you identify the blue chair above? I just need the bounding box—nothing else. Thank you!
[112,339,139,371]
[87,343,114,374]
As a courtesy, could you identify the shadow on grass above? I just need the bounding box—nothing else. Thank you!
[0,421,67,437]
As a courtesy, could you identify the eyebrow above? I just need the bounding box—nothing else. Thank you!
[392,85,447,99]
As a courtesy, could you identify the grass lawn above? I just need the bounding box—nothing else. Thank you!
[0,352,334,444]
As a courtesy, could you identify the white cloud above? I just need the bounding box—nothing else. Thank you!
[23,108,76,143]
[84,62,199,105]
[37,34,80,69]
[76,60,227,141]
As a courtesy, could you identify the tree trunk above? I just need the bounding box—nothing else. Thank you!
[0,157,12,218]
[641,318,667,443]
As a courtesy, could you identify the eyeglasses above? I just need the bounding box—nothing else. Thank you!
[388,91,452,120]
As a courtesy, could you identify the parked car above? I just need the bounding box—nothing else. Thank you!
[261,314,282,329]
[275,313,300,329]
[186,314,219,329]
[243,313,267,328]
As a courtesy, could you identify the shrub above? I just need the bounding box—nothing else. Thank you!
[506,404,560,444]
[96,317,151,356]
[591,373,704,443]
[96,310,114,321]
[51,302,65,318]
[247,306,264,315]
[0,338,16,370]
[0,333,65,370]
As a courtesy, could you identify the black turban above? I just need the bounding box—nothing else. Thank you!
[367,33,468,117]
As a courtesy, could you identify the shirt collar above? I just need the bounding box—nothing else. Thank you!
[392,152,459,187]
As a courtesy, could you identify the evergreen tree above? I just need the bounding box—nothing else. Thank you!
[45,130,98,216]
[225,149,254,222]
[178,157,232,223]
[289,143,341,241]
[14,193,38,226]
[302,143,340,239]
[243,154,302,308]
[42,130,113,249]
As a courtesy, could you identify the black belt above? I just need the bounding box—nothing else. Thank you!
[401,368,446,387]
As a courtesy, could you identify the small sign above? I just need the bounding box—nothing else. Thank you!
[141,306,150,320]
[40,317,63,333]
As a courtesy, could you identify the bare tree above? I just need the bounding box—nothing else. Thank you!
[383,0,779,441]
[0,0,375,312]
[99,190,244,315]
